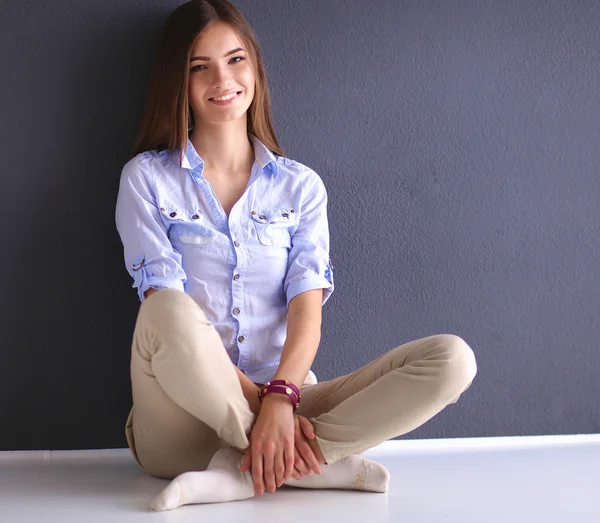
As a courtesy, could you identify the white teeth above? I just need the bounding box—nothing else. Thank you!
[211,92,239,101]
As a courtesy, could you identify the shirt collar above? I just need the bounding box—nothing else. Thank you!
[180,137,202,171]
[249,133,279,177]
[180,133,279,177]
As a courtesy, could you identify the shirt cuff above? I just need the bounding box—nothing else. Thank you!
[286,275,334,307]
[136,274,185,302]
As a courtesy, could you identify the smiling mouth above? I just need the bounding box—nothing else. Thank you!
[209,91,242,101]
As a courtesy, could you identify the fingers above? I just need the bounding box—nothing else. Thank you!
[251,445,264,496]
[240,433,252,473]
[264,447,276,494]
[294,447,311,476]
[255,448,294,492]
[283,442,295,482]
[291,466,304,481]
[239,448,251,473]
[297,438,323,476]
[294,416,322,475]
[275,450,286,489]
[298,416,316,439]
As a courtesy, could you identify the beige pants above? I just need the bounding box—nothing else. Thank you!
[125,288,477,479]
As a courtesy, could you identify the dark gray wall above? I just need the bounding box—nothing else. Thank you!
[2,0,598,451]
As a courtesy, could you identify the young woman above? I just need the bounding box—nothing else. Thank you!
[115,0,478,511]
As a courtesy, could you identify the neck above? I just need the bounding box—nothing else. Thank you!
[190,119,254,175]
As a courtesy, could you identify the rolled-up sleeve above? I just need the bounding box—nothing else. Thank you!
[115,157,187,302]
[284,170,334,307]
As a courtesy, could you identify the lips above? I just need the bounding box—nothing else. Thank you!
[209,91,242,101]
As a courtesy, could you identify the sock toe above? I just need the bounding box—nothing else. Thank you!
[367,459,390,493]
[149,481,180,511]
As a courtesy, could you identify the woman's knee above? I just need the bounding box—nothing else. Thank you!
[137,288,208,332]
[140,287,194,315]
[435,334,478,387]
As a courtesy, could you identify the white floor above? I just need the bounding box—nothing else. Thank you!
[1,435,599,522]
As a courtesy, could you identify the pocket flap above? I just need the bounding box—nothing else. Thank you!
[251,208,298,225]
[159,203,205,223]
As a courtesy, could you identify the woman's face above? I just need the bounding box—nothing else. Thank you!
[188,22,255,127]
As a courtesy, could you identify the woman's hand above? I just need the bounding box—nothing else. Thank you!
[240,394,295,495]
[239,398,323,494]
[290,415,323,479]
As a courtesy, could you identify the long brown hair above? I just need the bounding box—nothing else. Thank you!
[129,0,286,166]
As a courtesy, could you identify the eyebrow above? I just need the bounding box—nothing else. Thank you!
[190,47,246,62]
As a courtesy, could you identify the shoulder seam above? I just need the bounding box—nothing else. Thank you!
[125,153,159,196]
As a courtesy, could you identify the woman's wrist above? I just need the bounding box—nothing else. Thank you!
[233,364,263,416]
[249,387,263,416]
[261,392,295,409]
[258,380,301,411]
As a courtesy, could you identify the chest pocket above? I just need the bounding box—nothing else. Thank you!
[251,208,298,248]
[159,204,216,245]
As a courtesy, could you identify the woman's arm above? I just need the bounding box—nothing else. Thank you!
[245,288,324,495]
[144,288,159,299]
[229,286,326,417]
[269,288,323,391]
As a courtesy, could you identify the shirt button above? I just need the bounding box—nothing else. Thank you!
[192,214,200,220]
[251,211,257,215]
[233,274,240,281]
[238,335,245,342]
[234,240,240,247]
[233,308,240,315]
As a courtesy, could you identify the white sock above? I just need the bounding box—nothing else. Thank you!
[149,448,390,511]
[284,454,390,493]
[149,447,254,511]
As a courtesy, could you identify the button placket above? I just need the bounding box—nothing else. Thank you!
[229,208,250,374]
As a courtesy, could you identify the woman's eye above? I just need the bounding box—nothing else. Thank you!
[190,56,244,72]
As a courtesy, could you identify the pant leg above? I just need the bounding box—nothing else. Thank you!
[295,334,478,464]
[125,288,255,479]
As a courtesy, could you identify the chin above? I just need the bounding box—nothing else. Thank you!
[202,113,248,125]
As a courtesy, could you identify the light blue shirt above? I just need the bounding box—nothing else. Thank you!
[115,133,334,384]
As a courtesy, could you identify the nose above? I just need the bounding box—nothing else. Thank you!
[212,64,232,88]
